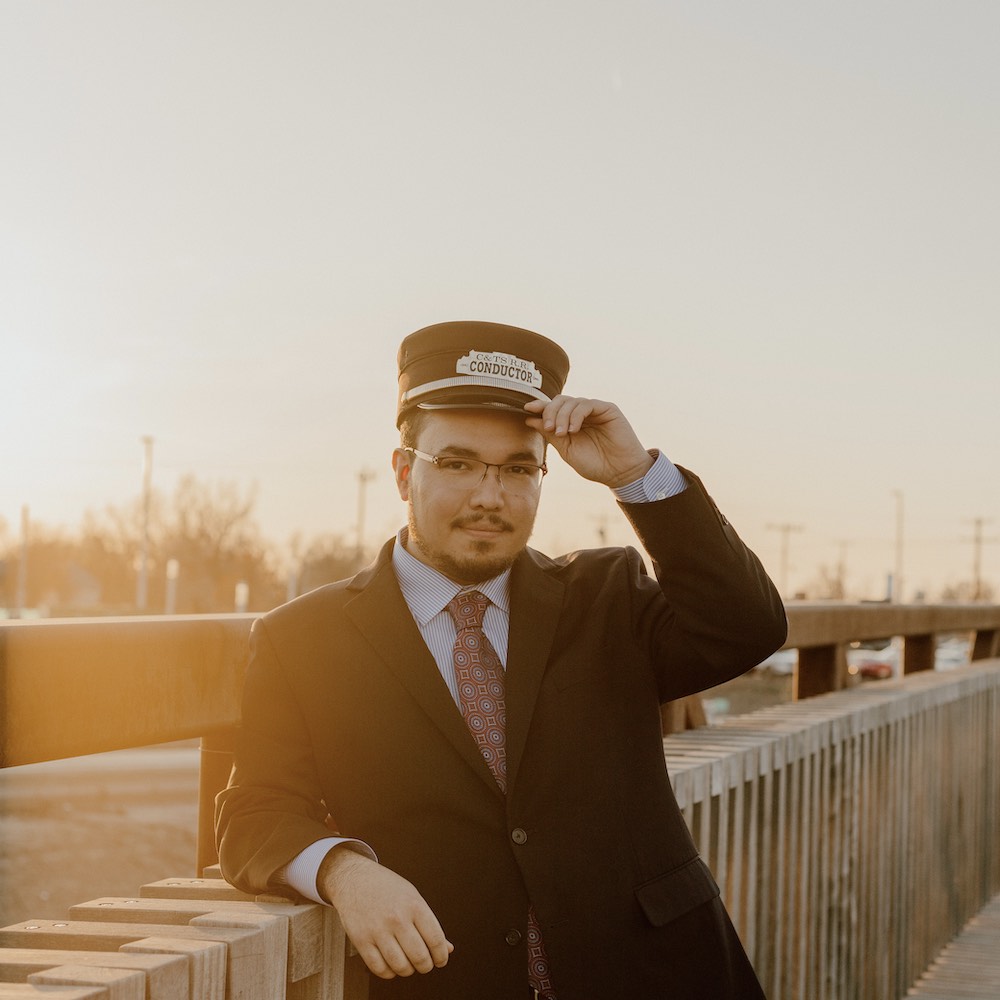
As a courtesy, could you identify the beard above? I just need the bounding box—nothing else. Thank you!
[407,509,526,585]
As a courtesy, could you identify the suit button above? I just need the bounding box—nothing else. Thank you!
[511,828,528,845]
[505,929,522,946]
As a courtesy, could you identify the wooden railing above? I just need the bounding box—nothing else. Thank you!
[1,604,999,998]
[784,601,1000,698]
[670,659,1000,999]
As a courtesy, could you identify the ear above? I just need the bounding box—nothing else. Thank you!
[392,448,412,500]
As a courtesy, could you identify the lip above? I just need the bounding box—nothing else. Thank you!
[458,521,507,539]
[458,524,507,539]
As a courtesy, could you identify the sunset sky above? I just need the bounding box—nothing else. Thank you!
[3,1,997,602]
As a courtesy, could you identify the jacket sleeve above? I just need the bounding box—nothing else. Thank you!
[619,467,787,701]
[214,617,335,896]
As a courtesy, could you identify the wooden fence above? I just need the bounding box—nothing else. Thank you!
[669,659,1000,999]
[1,604,999,998]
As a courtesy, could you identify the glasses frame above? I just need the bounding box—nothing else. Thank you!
[406,448,548,492]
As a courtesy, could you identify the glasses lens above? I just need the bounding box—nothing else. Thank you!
[499,464,543,492]
[431,456,542,492]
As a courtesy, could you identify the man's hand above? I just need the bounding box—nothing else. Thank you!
[318,849,453,979]
[524,396,654,488]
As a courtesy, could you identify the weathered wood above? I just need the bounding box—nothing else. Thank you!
[784,603,1000,650]
[0,950,187,1000]
[0,985,108,999]
[972,628,999,660]
[139,878,253,903]
[28,965,144,1000]
[5,605,999,769]
[0,615,253,767]
[69,896,324,984]
[796,642,848,698]
[908,892,1000,997]
[189,913,286,1000]
[0,914,284,1000]
[659,695,706,734]
[662,660,1000,999]
[904,633,935,673]
[118,938,224,1000]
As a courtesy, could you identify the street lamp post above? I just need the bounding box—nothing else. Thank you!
[892,490,904,603]
[136,436,154,612]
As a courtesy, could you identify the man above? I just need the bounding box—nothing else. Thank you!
[216,320,786,999]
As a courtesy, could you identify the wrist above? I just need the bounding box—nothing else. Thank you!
[605,450,655,490]
[318,846,373,905]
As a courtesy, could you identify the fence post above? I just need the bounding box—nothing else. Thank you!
[903,634,935,674]
[796,643,848,699]
[972,628,999,660]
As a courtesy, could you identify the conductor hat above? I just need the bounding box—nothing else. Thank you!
[397,320,570,426]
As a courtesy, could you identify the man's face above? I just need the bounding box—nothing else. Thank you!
[393,409,545,584]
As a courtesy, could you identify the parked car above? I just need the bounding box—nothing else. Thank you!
[851,659,894,680]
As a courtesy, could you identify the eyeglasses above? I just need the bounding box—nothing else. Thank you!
[407,449,547,494]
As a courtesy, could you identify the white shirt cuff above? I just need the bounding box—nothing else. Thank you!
[612,450,688,504]
[276,837,377,904]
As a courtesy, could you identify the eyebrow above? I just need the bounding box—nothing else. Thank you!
[438,445,543,464]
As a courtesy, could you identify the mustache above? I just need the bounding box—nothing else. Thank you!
[451,514,514,532]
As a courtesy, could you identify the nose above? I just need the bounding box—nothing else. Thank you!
[468,465,506,508]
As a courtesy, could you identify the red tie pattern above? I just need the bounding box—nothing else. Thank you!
[446,590,556,999]
[448,590,508,791]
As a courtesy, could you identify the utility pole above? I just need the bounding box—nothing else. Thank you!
[835,539,850,600]
[892,490,904,603]
[15,505,29,618]
[963,517,998,601]
[136,435,154,611]
[767,522,803,599]
[356,468,376,563]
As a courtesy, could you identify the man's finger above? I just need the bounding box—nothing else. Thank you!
[413,910,454,969]
[377,934,421,978]
[393,924,438,974]
[356,941,398,980]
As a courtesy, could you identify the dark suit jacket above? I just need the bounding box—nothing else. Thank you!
[216,471,786,999]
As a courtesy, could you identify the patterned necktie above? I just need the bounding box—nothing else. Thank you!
[447,590,508,791]
[446,590,556,999]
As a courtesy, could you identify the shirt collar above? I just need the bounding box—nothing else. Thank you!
[392,528,512,625]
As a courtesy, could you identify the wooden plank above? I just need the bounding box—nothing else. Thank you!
[0,950,187,1000]
[0,986,107,998]
[139,876,355,1000]
[28,965,144,1000]
[1,615,253,766]
[142,889,324,986]
[140,879,252,903]
[118,938,223,1000]
[190,913,287,1000]
[70,897,323,983]
[1,912,286,1000]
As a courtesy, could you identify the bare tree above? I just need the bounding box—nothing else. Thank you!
[298,533,367,594]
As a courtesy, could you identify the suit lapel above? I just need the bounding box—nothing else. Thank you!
[505,549,565,789]
[344,543,503,797]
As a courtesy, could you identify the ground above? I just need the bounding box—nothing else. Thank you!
[0,744,199,929]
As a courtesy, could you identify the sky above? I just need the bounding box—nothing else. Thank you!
[2,0,997,603]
